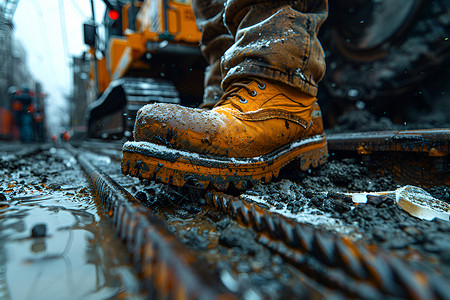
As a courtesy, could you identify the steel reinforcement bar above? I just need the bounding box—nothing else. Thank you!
[206,191,450,300]
[77,152,235,300]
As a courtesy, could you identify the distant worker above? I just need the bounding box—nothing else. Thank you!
[122,0,328,190]
[11,86,35,143]
[62,130,70,141]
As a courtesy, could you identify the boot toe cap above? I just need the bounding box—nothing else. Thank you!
[134,103,226,148]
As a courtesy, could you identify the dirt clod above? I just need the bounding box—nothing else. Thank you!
[31,223,47,238]
[219,225,262,256]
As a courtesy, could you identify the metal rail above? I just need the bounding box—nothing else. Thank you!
[206,191,450,300]
[76,151,235,299]
[327,128,450,155]
[327,128,450,187]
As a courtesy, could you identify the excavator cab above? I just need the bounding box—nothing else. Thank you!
[84,0,206,139]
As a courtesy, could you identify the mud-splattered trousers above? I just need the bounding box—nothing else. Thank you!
[191,0,328,107]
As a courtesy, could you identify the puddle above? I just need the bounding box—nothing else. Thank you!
[0,192,142,300]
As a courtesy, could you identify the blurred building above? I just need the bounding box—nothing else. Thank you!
[0,1,30,107]
[0,15,14,109]
[69,55,91,137]
[0,17,36,96]
[0,8,46,140]
[11,39,35,87]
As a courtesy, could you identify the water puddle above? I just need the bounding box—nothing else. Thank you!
[0,190,142,300]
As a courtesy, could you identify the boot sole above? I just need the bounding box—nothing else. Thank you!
[121,134,327,191]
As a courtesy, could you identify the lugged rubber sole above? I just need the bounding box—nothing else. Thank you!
[121,134,328,191]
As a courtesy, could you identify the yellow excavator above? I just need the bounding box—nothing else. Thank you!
[83,0,206,139]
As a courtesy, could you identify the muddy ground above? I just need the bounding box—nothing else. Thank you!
[126,108,450,297]
[0,146,143,299]
[128,155,450,298]
[1,108,449,299]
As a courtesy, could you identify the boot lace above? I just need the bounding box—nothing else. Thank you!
[213,78,266,108]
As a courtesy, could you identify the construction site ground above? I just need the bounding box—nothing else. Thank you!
[0,109,449,299]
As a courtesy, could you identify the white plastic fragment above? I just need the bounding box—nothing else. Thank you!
[395,185,450,221]
[340,186,450,221]
[343,191,394,203]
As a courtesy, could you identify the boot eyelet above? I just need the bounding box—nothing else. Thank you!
[249,90,257,96]
[258,82,266,90]
[239,98,248,104]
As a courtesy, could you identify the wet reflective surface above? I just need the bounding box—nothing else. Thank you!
[1,137,449,299]
[0,144,142,300]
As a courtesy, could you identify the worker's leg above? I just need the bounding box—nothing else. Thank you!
[221,0,328,96]
[191,0,233,108]
[192,0,327,106]
[122,0,329,190]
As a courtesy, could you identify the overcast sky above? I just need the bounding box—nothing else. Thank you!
[12,0,105,136]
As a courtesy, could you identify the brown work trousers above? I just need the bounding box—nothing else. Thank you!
[191,0,328,107]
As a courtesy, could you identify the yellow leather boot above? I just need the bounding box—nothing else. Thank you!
[122,78,327,190]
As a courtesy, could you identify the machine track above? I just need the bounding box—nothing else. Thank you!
[87,77,181,139]
[122,77,181,133]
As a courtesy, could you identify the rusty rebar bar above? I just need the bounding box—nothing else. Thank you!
[77,152,235,300]
[206,191,450,300]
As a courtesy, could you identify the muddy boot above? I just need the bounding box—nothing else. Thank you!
[122,78,327,190]
[122,0,328,190]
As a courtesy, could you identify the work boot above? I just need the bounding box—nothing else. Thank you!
[122,78,327,190]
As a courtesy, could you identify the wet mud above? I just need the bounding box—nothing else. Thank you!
[127,159,449,298]
[242,178,450,278]
[81,152,334,298]
[1,112,449,298]
[0,145,142,300]
[125,180,335,299]
[123,105,450,296]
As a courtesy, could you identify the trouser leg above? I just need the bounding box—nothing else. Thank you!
[222,0,328,97]
[191,0,234,108]
[192,0,328,102]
